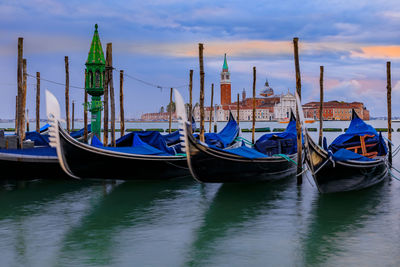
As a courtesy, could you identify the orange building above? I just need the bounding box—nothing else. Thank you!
[303,101,370,120]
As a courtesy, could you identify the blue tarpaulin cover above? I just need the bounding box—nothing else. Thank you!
[254,116,297,155]
[24,125,89,147]
[328,111,387,159]
[39,124,50,133]
[70,124,91,138]
[25,131,50,147]
[0,147,56,156]
[115,116,195,148]
[92,134,173,156]
[208,113,297,159]
[223,145,268,159]
[198,112,239,148]
[91,135,103,147]
[332,148,374,162]
[162,130,181,146]
[115,131,175,155]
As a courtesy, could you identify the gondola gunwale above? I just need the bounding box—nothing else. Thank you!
[58,124,186,161]
[0,151,57,163]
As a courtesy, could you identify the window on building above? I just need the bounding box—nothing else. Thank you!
[95,70,100,88]
[89,71,93,88]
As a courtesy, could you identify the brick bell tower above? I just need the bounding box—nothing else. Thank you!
[220,53,231,106]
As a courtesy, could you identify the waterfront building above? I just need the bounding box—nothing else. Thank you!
[302,101,370,120]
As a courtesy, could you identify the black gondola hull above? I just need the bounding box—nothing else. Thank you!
[186,124,297,183]
[0,152,69,180]
[56,124,189,180]
[305,133,388,193]
[313,160,387,193]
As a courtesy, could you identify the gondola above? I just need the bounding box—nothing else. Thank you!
[303,109,389,193]
[46,91,189,180]
[175,89,298,183]
[0,126,90,180]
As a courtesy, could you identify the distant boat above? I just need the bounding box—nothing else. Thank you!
[392,119,400,123]
[280,118,315,123]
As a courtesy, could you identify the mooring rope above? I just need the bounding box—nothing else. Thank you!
[388,169,400,181]
[113,68,189,91]
[273,153,297,165]
[26,73,85,89]
[235,136,253,146]
[303,168,315,187]
[392,145,400,157]
[383,136,394,146]
[26,67,189,92]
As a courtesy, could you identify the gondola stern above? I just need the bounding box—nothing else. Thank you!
[174,89,203,183]
[46,90,80,180]
[303,132,328,193]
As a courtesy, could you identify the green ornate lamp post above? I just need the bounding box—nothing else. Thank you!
[85,24,106,138]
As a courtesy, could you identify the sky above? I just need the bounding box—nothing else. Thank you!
[1,0,400,119]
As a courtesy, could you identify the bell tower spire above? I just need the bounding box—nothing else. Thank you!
[220,53,231,106]
[85,24,106,138]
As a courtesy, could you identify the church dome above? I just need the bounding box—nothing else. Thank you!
[260,79,274,97]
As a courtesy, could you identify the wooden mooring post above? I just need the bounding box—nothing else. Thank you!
[237,93,240,126]
[17,37,23,143]
[387,61,392,165]
[293,37,303,184]
[189,69,193,120]
[209,83,214,133]
[213,105,217,133]
[36,72,40,133]
[72,100,75,131]
[21,58,27,142]
[26,109,29,132]
[65,56,70,133]
[104,44,110,146]
[15,95,18,134]
[84,70,88,142]
[318,66,324,146]
[169,87,173,134]
[119,70,125,137]
[199,43,205,142]
[107,43,116,147]
[252,66,256,144]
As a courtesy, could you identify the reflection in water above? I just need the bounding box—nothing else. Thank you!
[56,179,195,266]
[0,180,87,220]
[186,177,296,266]
[0,179,98,267]
[302,180,387,266]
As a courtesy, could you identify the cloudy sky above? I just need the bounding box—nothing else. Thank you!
[1,0,400,119]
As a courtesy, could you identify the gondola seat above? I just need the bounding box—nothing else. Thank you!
[344,134,378,158]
